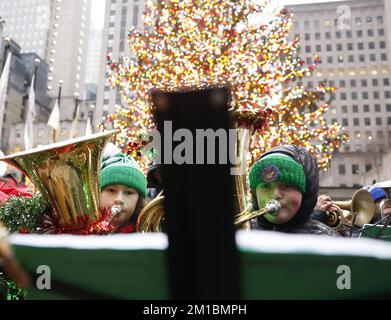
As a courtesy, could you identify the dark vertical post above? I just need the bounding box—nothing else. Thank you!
[151,86,241,300]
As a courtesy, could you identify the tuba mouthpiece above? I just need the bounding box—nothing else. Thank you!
[265,200,281,216]
[111,205,122,216]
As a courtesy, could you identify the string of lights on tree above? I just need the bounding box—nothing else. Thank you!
[102,0,348,171]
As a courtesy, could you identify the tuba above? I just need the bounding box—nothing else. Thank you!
[327,189,374,229]
[0,131,116,231]
[136,190,165,232]
[136,191,281,232]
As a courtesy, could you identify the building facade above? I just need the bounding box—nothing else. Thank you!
[0,37,51,153]
[95,0,145,128]
[1,0,92,143]
[288,0,391,187]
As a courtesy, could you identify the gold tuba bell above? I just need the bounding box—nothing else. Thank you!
[0,131,116,231]
[136,191,165,232]
[327,189,374,229]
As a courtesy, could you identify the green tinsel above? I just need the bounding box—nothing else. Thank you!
[0,272,26,300]
[0,193,50,233]
[0,193,50,300]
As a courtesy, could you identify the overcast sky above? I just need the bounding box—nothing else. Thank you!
[90,0,347,29]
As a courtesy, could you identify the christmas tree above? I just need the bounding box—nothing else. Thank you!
[105,0,348,171]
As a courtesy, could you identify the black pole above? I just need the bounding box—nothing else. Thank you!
[58,81,63,107]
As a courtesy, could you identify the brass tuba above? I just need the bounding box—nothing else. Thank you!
[0,131,116,231]
[136,191,281,232]
[136,190,165,232]
[327,189,374,229]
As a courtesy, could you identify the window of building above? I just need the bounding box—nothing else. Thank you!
[326,44,332,51]
[374,91,380,99]
[338,68,345,76]
[384,79,390,86]
[388,117,391,125]
[363,104,370,112]
[337,43,342,51]
[366,16,373,24]
[351,92,358,100]
[358,42,364,50]
[339,164,346,175]
[339,80,346,87]
[315,32,320,40]
[305,33,310,40]
[365,164,373,172]
[385,91,391,99]
[374,104,381,112]
[381,53,387,61]
[364,118,371,126]
[369,42,375,49]
[357,30,362,37]
[347,43,353,50]
[325,32,331,39]
[327,56,333,63]
[379,29,384,36]
[336,31,341,39]
[316,45,321,52]
[305,45,311,53]
[352,164,359,175]
[361,79,367,87]
[359,54,365,62]
[377,16,383,24]
[377,131,384,139]
[342,118,348,126]
[340,92,347,100]
[353,118,360,126]
[382,66,389,75]
[360,67,366,76]
[371,66,378,75]
[355,131,361,138]
[387,104,391,112]
[376,117,382,125]
[348,55,354,62]
[341,105,348,113]
[367,29,373,37]
[352,105,358,113]
[349,67,356,76]
[370,54,376,62]
[338,55,344,63]
[380,41,386,49]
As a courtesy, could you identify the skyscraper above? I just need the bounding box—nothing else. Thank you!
[95,0,145,128]
[288,0,391,187]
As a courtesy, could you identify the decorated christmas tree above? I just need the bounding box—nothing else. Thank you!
[104,0,348,171]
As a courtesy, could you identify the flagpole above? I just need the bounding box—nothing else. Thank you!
[70,92,80,139]
[52,80,63,143]
[23,57,40,150]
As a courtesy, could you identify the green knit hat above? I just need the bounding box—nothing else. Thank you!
[100,153,147,198]
[249,153,306,194]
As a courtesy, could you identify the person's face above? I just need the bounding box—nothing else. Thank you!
[379,199,391,219]
[100,184,139,232]
[256,182,303,224]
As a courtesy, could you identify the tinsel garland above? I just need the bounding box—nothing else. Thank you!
[0,194,49,300]
[0,194,50,234]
